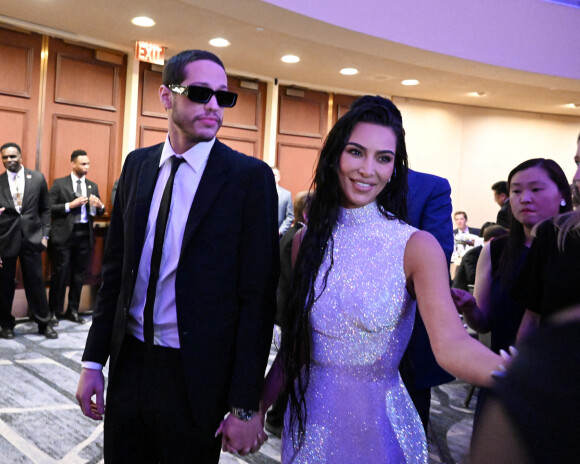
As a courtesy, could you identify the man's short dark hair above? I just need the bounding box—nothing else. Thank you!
[1,142,21,154]
[454,211,467,220]
[71,149,87,162]
[162,50,225,86]
[491,181,508,196]
[482,224,508,242]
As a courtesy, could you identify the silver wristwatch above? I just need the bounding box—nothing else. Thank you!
[230,407,257,421]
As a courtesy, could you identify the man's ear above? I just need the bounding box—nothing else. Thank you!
[159,85,172,110]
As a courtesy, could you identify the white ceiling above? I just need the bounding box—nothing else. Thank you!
[1,0,580,116]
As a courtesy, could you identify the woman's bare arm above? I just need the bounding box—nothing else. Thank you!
[405,231,502,387]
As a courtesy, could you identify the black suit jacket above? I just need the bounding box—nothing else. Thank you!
[49,176,105,246]
[82,140,279,428]
[0,168,50,257]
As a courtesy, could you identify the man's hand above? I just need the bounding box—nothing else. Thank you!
[76,368,105,420]
[216,413,267,455]
[89,194,103,209]
[70,196,88,209]
[41,237,48,248]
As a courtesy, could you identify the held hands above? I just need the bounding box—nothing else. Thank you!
[215,412,268,455]
[491,346,518,380]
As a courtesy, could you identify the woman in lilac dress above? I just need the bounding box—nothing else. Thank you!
[255,96,504,463]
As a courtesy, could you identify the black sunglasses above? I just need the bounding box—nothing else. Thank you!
[168,84,238,107]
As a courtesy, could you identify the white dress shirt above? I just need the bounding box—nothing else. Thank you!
[7,166,25,214]
[66,173,89,222]
[125,136,213,348]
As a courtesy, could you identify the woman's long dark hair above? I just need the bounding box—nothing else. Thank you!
[498,158,572,285]
[280,95,409,449]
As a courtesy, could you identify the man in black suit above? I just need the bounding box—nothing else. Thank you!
[0,142,57,339]
[492,180,510,228]
[48,150,105,325]
[76,50,278,463]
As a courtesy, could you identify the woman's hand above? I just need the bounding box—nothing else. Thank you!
[450,288,477,314]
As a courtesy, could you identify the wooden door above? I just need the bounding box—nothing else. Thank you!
[0,27,42,168]
[276,86,329,198]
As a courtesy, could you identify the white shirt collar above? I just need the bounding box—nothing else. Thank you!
[11,166,23,180]
[71,172,86,183]
[160,135,215,172]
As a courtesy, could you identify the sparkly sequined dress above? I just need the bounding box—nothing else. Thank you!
[282,202,427,464]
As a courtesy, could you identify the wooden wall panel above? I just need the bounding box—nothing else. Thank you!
[218,77,267,158]
[333,94,357,123]
[54,55,119,111]
[279,95,326,138]
[0,27,42,169]
[142,69,166,118]
[277,142,319,195]
[136,62,167,150]
[276,86,329,198]
[219,137,258,158]
[0,42,33,98]
[49,115,114,207]
[140,126,167,148]
[0,107,28,153]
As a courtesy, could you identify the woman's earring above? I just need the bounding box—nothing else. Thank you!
[561,199,567,207]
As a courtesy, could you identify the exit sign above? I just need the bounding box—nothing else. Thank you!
[135,42,165,65]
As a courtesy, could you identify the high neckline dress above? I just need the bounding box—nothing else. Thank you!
[282,202,427,464]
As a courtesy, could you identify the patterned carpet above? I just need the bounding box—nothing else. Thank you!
[0,317,475,463]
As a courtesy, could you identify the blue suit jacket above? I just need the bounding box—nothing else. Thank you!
[402,169,455,389]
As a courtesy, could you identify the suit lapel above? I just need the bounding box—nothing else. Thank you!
[133,145,163,263]
[0,173,15,210]
[180,141,229,254]
[21,169,33,211]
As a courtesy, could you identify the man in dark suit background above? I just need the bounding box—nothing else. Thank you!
[48,149,105,325]
[453,210,481,237]
[0,142,56,339]
[76,50,278,463]
[272,166,294,237]
[401,168,455,430]
[492,180,510,228]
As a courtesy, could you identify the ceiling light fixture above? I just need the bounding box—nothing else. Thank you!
[401,79,419,86]
[131,16,156,27]
[565,103,580,108]
[340,68,358,76]
[468,91,486,97]
[281,55,300,64]
[209,38,230,47]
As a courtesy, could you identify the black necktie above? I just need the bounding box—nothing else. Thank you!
[143,156,185,348]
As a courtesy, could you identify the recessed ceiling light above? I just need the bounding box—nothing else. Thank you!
[468,91,486,97]
[565,103,580,108]
[131,16,156,27]
[401,79,419,86]
[340,68,358,76]
[281,55,300,64]
[256,26,265,32]
[209,38,230,47]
